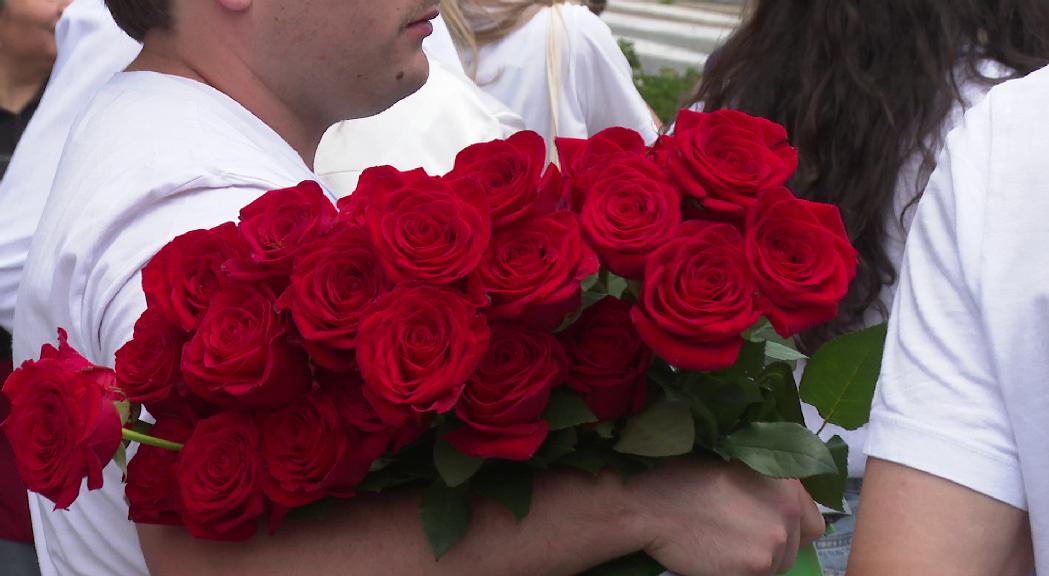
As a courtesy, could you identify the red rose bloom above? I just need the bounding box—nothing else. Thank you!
[228,181,337,282]
[320,370,426,455]
[336,166,425,227]
[260,389,371,510]
[0,330,122,509]
[444,323,566,460]
[141,223,247,333]
[182,282,311,411]
[177,412,264,541]
[115,308,184,405]
[556,127,648,210]
[668,109,798,217]
[579,156,682,279]
[560,297,652,421]
[356,285,490,426]
[474,211,599,330]
[363,168,490,285]
[279,222,385,371]
[631,221,761,371]
[126,418,192,526]
[446,131,560,230]
[746,187,858,336]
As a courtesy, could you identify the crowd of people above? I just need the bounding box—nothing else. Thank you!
[0,0,1047,575]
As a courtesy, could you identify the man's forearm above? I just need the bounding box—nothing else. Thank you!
[139,469,644,576]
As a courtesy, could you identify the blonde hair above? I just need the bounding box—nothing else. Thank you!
[441,0,578,76]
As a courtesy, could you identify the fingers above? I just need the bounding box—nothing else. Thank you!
[798,486,826,545]
[773,515,801,574]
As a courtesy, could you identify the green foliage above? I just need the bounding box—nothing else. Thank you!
[800,323,888,431]
[720,422,839,479]
[614,400,695,457]
[582,552,665,576]
[543,388,599,430]
[434,439,483,488]
[474,464,533,522]
[420,481,473,560]
[801,436,850,512]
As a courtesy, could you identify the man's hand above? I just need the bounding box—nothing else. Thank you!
[630,458,825,576]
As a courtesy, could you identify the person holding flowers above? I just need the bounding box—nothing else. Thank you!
[7,1,827,576]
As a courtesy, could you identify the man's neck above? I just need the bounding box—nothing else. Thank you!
[128,42,326,170]
[0,55,51,114]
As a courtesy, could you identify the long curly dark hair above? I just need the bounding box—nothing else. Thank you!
[691,0,1049,349]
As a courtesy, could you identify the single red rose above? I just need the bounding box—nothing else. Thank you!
[337,166,430,227]
[560,297,652,421]
[177,412,264,541]
[444,323,566,460]
[227,181,337,282]
[631,221,761,371]
[126,418,192,526]
[182,282,311,411]
[278,222,385,371]
[668,109,798,217]
[556,127,649,211]
[0,330,122,509]
[579,156,682,279]
[446,131,560,230]
[141,223,248,333]
[115,308,184,405]
[356,285,489,427]
[363,168,490,285]
[260,389,373,511]
[746,187,858,336]
[473,211,599,330]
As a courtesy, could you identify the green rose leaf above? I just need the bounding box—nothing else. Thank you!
[799,323,888,431]
[420,480,473,560]
[434,439,483,488]
[764,341,808,363]
[760,363,805,426]
[801,435,850,512]
[544,388,598,430]
[614,400,695,457]
[474,465,533,522]
[720,422,838,479]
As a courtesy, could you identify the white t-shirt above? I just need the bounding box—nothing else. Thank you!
[0,0,140,331]
[865,64,1049,574]
[468,4,658,146]
[315,51,523,197]
[13,72,326,576]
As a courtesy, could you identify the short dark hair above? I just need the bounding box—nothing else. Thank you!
[105,0,171,42]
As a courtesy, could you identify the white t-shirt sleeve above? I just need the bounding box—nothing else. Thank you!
[566,7,659,143]
[864,95,1027,510]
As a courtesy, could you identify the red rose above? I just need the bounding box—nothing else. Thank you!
[115,308,184,405]
[319,370,427,455]
[0,330,122,509]
[474,211,599,330]
[363,168,490,285]
[631,221,761,371]
[445,131,560,230]
[177,412,264,541]
[579,156,682,279]
[746,188,858,336]
[279,222,385,371]
[126,418,192,526]
[668,109,798,217]
[182,282,311,411]
[444,323,565,460]
[336,166,424,227]
[557,127,649,210]
[560,297,652,421]
[260,389,372,511]
[228,181,337,282]
[357,285,489,426]
[141,223,247,333]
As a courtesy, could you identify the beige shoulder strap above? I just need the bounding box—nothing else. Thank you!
[546,3,565,166]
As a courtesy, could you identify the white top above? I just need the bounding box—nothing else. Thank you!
[796,63,1006,477]
[866,64,1049,574]
[0,0,140,331]
[13,72,325,576]
[315,51,523,197]
[469,4,658,146]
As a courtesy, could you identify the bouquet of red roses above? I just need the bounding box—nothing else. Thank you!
[1,109,884,571]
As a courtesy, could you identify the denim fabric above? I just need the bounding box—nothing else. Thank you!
[814,479,863,576]
[0,538,40,576]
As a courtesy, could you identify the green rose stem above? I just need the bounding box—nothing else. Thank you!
[121,428,183,452]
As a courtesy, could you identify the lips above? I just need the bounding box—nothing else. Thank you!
[405,6,440,29]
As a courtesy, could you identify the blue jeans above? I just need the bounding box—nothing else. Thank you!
[0,539,40,576]
[813,479,863,576]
